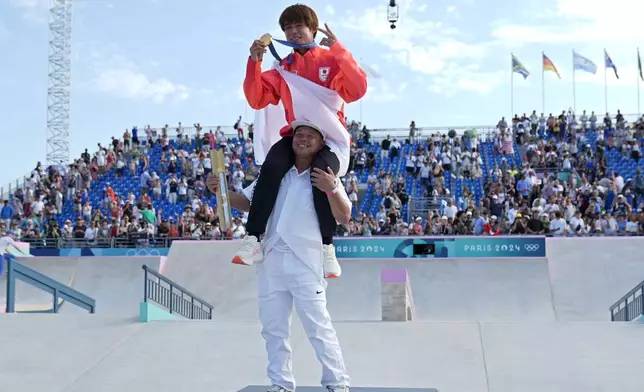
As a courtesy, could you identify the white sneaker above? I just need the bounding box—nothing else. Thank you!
[323,244,341,278]
[267,385,292,392]
[326,386,349,392]
[231,235,263,266]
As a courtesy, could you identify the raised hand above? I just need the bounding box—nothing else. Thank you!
[318,23,337,48]
[249,40,267,62]
[206,174,220,193]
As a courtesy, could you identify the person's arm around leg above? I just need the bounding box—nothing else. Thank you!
[311,167,351,225]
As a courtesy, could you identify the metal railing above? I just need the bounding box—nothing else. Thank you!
[142,265,213,320]
[408,196,450,217]
[22,235,232,250]
[19,232,644,252]
[609,279,644,322]
[4,255,96,314]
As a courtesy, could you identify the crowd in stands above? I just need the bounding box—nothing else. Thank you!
[2,110,644,248]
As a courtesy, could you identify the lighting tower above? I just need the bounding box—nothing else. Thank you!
[46,0,72,166]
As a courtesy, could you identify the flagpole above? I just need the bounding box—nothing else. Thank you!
[542,51,545,114]
[359,57,364,124]
[573,49,579,113]
[638,48,641,117]
[604,53,608,114]
[510,54,514,118]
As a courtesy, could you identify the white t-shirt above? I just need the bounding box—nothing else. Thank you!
[241,166,351,267]
[549,218,567,235]
[0,236,16,253]
[443,205,458,219]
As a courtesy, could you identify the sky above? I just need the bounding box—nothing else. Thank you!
[2,0,644,189]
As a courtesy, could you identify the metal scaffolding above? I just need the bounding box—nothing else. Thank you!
[46,0,72,167]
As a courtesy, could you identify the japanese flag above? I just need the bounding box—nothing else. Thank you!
[253,64,350,177]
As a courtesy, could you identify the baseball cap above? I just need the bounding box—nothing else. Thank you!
[291,120,325,139]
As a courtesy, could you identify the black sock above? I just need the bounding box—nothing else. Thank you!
[322,236,333,246]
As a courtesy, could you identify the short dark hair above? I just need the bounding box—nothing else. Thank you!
[279,4,319,37]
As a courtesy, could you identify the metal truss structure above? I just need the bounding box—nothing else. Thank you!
[46,0,72,166]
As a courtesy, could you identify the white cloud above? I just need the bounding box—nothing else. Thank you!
[9,0,48,24]
[492,0,644,46]
[95,68,189,104]
[339,3,484,77]
[325,4,335,16]
[338,0,496,96]
[364,81,400,103]
[87,48,189,104]
[571,65,639,88]
[429,65,505,96]
[446,5,456,13]
[0,20,8,40]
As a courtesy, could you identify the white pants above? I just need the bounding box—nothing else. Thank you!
[257,248,349,390]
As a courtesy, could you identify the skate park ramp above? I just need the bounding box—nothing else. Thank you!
[162,238,644,322]
[546,237,644,321]
[2,237,644,391]
[0,256,162,316]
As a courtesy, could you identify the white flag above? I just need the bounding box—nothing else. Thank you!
[360,62,382,79]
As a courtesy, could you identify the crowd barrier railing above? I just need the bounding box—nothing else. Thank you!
[142,264,213,320]
[4,255,96,314]
[16,232,644,251]
[610,279,644,322]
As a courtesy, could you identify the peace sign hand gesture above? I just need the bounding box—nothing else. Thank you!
[318,23,337,48]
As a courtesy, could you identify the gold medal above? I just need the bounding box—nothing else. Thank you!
[259,33,272,46]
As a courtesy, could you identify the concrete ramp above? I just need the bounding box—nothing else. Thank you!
[162,240,259,320]
[163,241,556,321]
[1,256,162,316]
[0,257,77,312]
[547,238,644,321]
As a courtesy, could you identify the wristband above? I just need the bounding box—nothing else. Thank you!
[326,187,339,196]
[326,178,340,196]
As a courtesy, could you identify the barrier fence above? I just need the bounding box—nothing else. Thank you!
[610,279,644,322]
[4,255,96,314]
[142,265,213,320]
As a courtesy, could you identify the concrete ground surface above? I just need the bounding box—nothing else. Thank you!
[1,237,643,391]
[1,315,643,392]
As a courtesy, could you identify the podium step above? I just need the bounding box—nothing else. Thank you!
[239,387,438,392]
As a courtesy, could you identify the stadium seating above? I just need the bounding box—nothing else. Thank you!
[52,126,642,227]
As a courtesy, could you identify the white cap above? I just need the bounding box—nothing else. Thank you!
[291,120,325,139]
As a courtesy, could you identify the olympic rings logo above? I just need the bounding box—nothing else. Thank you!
[125,249,162,257]
[524,244,540,252]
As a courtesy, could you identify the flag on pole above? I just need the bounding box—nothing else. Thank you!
[360,62,382,79]
[638,48,643,81]
[542,53,561,79]
[604,49,619,79]
[511,54,529,79]
[573,51,597,74]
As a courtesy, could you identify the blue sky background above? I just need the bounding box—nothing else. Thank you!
[1,0,644,188]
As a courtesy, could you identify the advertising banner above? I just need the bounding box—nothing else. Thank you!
[333,236,546,259]
[26,237,546,259]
